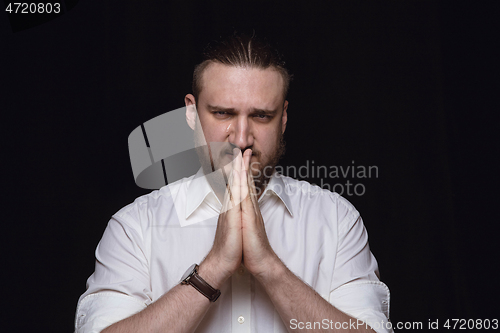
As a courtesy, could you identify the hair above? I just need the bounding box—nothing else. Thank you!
[192,33,292,102]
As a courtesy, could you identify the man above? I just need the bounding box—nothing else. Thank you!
[75,34,392,333]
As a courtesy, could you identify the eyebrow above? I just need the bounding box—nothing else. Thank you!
[207,105,235,112]
[207,104,278,115]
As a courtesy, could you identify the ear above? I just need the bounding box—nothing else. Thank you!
[281,100,288,134]
[185,94,197,130]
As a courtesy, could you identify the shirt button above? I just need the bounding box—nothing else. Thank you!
[238,316,245,324]
[238,267,245,275]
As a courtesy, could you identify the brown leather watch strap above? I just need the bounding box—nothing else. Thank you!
[188,265,221,302]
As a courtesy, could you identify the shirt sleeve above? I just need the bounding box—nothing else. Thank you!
[328,196,393,333]
[75,209,152,333]
[75,292,147,332]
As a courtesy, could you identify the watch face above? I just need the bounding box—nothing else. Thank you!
[181,263,197,282]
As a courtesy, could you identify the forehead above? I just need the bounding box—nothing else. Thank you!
[198,62,285,109]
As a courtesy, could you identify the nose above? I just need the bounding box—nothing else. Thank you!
[228,116,254,151]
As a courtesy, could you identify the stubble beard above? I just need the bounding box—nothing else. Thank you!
[196,131,286,199]
[250,132,286,196]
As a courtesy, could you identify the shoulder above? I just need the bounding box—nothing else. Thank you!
[111,174,195,227]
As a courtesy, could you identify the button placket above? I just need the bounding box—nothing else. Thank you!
[231,265,251,332]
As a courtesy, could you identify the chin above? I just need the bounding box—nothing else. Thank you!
[248,158,261,172]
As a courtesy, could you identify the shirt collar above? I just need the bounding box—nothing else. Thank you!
[258,172,294,217]
[185,168,220,219]
[185,168,293,219]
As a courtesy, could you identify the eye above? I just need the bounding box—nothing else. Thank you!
[254,114,271,121]
[213,111,230,118]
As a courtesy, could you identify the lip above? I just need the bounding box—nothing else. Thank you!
[223,151,257,157]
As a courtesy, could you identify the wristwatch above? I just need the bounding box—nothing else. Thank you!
[180,264,221,302]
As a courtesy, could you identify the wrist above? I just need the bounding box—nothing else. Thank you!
[253,254,287,285]
[198,256,231,289]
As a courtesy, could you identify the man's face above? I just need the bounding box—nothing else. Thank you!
[186,62,288,193]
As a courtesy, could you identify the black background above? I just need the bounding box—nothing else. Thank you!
[2,1,499,331]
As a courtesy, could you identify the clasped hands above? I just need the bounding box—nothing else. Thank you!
[203,148,280,284]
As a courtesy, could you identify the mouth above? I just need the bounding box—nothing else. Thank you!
[225,152,257,157]
[221,148,258,158]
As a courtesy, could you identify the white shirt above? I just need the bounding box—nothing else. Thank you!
[75,169,392,333]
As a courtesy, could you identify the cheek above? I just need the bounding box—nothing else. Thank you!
[199,120,228,143]
[199,122,232,162]
[258,130,280,154]
[207,129,228,146]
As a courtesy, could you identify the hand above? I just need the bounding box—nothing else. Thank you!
[201,148,245,286]
[240,149,280,278]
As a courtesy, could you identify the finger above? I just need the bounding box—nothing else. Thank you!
[241,149,258,212]
[230,148,242,209]
[241,149,251,202]
[221,147,239,214]
[245,149,259,207]
[220,155,235,214]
